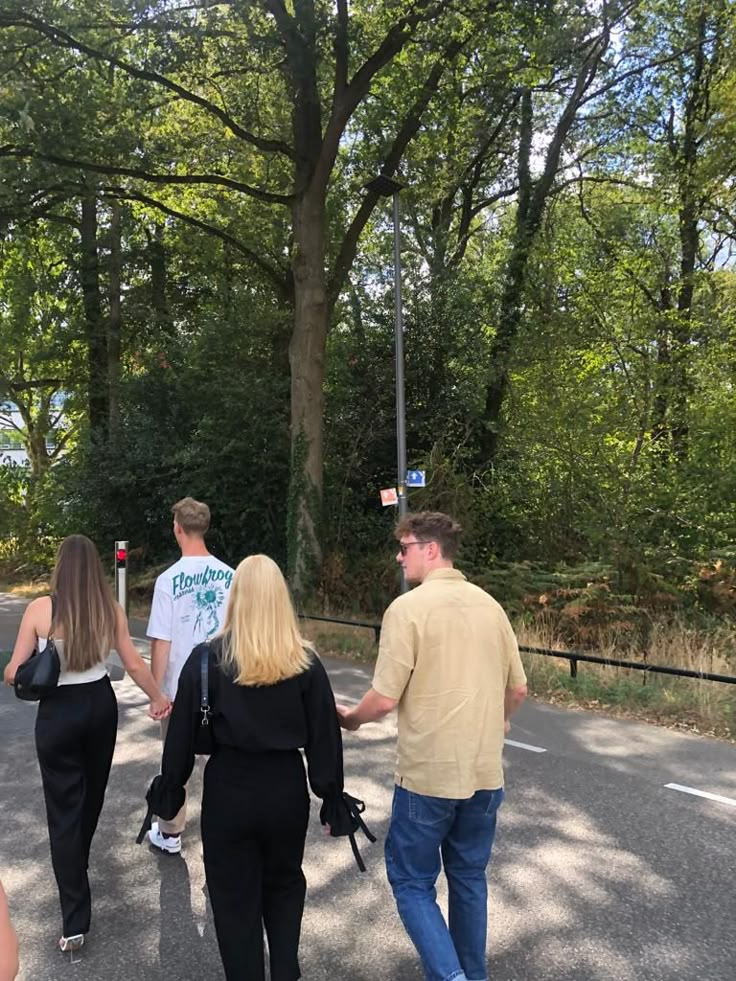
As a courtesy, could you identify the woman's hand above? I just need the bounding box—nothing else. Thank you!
[3,662,16,687]
[336,704,360,731]
[149,696,172,721]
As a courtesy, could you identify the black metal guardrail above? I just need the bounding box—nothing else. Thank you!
[299,614,736,685]
[300,612,382,644]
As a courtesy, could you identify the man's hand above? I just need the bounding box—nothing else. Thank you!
[336,704,361,731]
[504,719,511,736]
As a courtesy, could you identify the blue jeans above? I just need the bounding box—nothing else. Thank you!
[385,785,504,981]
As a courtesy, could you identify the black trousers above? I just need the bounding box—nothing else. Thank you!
[34,676,118,937]
[202,748,310,981]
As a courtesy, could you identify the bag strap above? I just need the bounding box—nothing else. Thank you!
[200,644,211,728]
[48,594,57,641]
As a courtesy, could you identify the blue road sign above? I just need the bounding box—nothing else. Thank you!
[406,469,426,487]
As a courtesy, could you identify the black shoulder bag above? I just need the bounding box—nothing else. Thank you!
[14,596,61,701]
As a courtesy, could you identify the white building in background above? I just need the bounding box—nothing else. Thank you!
[0,395,66,466]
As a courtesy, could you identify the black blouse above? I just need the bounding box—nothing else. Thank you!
[158,639,344,811]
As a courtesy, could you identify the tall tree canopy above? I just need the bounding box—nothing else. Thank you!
[1,0,736,611]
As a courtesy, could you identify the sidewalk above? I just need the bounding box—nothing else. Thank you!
[0,663,416,981]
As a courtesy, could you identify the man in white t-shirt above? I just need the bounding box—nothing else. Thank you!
[146,496,234,854]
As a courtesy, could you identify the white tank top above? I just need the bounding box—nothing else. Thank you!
[38,637,108,686]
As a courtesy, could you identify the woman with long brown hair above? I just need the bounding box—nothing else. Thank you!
[3,535,170,952]
[149,554,348,981]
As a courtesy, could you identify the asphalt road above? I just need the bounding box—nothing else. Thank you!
[1,593,735,980]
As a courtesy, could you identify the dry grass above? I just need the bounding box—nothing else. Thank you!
[517,620,736,740]
[0,578,49,599]
[299,618,378,662]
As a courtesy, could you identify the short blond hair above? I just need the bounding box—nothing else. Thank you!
[171,497,210,536]
[218,555,311,686]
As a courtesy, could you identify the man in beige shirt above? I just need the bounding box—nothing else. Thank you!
[338,512,527,981]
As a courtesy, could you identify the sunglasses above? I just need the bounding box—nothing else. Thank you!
[398,541,429,555]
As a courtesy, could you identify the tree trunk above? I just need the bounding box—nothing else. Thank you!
[476,31,609,466]
[80,193,109,443]
[663,7,712,463]
[287,190,327,602]
[13,394,51,483]
[107,202,123,438]
[651,316,671,461]
[477,87,534,464]
[148,224,173,335]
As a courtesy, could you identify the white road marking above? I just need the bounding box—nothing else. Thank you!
[664,783,736,808]
[504,738,546,754]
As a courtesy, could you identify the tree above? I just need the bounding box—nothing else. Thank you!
[0,0,490,597]
[0,221,82,544]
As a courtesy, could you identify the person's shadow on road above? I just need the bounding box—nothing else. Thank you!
[158,853,223,979]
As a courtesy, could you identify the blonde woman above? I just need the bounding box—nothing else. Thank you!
[3,535,170,951]
[151,555,345,981]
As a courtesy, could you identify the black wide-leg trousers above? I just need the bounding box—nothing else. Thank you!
[202,748,310,981]
[34,676,118,937]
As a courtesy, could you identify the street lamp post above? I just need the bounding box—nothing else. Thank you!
[365,174,409,592]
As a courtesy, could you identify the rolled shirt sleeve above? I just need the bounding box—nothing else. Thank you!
[372,601,416,701]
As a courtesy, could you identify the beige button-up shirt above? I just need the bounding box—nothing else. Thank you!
[372,568,526,798]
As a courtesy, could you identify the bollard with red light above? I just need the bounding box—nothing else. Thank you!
[114,540,128,616]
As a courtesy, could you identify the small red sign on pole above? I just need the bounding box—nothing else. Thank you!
[380,487,399,506]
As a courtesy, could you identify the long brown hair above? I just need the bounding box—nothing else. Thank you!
[219,555,311,686]
[50,535,117,671]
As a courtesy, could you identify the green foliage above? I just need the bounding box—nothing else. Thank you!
[0,461,27,539]
[2,0,736,643]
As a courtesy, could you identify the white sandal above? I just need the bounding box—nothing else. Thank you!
[59,934,85,952]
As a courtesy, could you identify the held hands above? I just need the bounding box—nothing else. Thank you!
[149,696,172,721]
[336,703,360,731]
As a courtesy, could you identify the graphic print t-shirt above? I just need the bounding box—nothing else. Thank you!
[147,555,234,698]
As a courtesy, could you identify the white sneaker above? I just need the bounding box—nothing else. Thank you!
[147,821,182,855]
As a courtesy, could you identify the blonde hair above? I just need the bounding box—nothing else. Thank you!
[172,497,210,536]
[219,555,311,686]
[50,535,117,671]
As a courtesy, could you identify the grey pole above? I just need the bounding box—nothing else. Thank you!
[392,191,408,522]
[364,174,409,593]
[114,540,128,615]
[392,192,409,594]
[110,541,129,681]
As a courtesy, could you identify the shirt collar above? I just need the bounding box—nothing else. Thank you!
[421,568,466,584]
